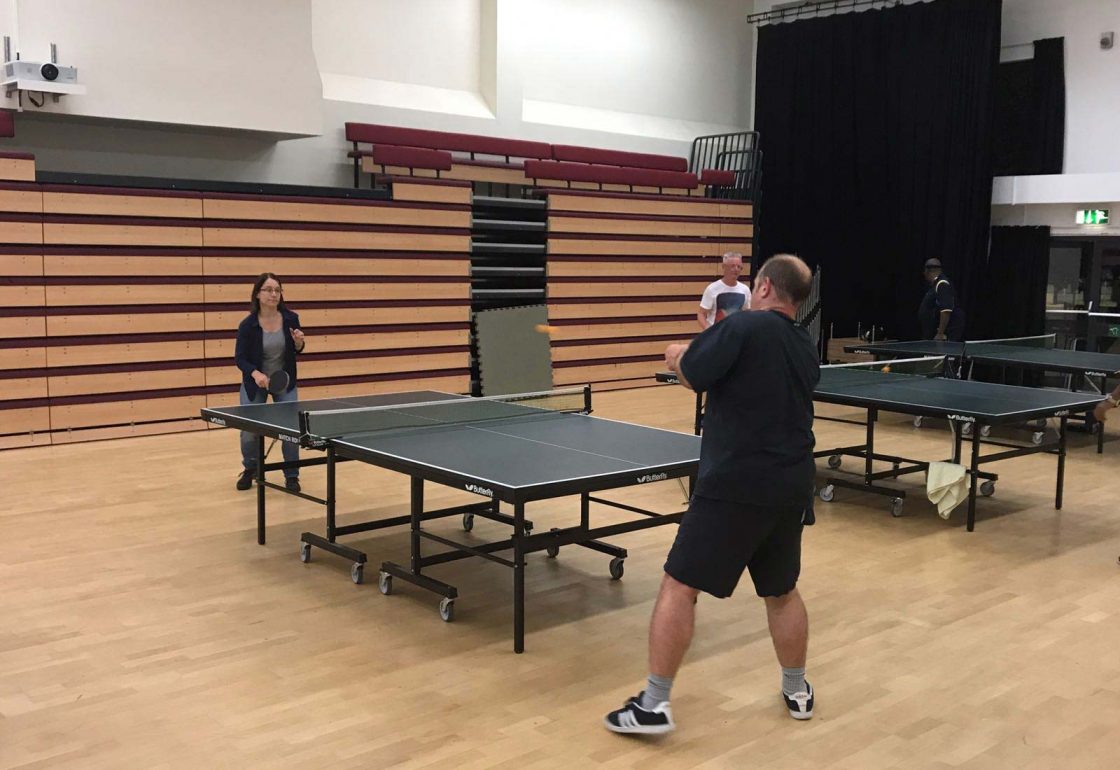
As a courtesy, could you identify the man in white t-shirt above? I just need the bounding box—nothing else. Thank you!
[697,252,751,329]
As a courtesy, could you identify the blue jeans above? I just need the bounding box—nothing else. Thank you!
[239,384,300,479]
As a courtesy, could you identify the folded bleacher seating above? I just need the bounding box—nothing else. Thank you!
[550,144,688,172]
[524,159,698,192]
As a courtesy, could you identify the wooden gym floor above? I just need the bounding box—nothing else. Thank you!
[2,385,1118,769]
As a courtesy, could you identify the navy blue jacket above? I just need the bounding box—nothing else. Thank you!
[234,309,302,399]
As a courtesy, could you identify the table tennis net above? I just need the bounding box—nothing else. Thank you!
[300,387,590,441]
[819,356,948,387]
[961,333,1056,354]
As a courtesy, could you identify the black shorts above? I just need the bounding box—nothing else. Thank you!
[664,495,804,599]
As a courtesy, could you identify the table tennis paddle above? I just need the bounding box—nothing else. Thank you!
[266,370,289,396]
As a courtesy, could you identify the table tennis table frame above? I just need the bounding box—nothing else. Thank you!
[813,402,1068,531]
[206,388,698,653]
[845,341,1114,454]
[213,429,525,550]
[658,371,1077,532]
[303,435,696,653]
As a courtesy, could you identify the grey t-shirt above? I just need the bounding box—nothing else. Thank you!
[261,329,286,376]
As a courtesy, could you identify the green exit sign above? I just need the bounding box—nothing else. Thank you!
[1076,209,1109,225]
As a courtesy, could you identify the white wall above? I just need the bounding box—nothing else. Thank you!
[0,0,755,187]
[313,0,492,119]
[515,0,751,141]
[1002,0,1120,176]
[996,0,1120,224]
[2,0,322,136]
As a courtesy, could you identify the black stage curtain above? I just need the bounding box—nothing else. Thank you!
[993,37,1065,176]
[754,0,1001,342]
[993,60,1033,175]
[1031,38,1065,175]
[973,226,1051,340]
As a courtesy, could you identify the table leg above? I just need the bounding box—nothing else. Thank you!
[326,446,337,542]
[966,425,980,532]
[1056,415,1067,510]
[256,435,266,545]
[410,477,423,572]
[514,501,526,654]
[864,407,876,482]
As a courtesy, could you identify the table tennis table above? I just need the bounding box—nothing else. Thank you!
[657,357,1102,531]
[202,387,699,653]
[844,335,1120,453]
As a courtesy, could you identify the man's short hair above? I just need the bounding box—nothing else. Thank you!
[722,252,743,264]
[757,253,812,306]
[923,258,942,269]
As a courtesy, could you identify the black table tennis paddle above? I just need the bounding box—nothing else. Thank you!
[266,370,289,396]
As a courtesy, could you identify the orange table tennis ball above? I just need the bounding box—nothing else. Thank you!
[881,365,891,373]
[534,324,556,335]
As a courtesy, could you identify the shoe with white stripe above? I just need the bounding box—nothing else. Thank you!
[604,692,674,735]
[782,681,814,720]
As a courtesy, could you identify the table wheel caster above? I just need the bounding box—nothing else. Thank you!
[351,562,364,584]
[299,542,311,563]
[462,513,474,532]
[980,481,995,497]
[819,485,835,503]
[378,571,392,595]
[827,454,842,469]
[439,597,455,622]
[609,557,625,580]
[890,498,904,517]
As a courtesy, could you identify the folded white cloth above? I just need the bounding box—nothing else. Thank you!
[926,461,968,519]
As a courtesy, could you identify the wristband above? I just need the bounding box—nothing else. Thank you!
[1107,395,1120,408]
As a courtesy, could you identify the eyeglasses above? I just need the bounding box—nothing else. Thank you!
[259,287,283,294]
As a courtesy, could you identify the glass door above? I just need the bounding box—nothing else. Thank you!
[1089,240,1120,353]
[1045,240,1092,350]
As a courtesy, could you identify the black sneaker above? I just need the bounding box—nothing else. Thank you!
[285,477,301,493]
[782,681,813,720]
[236,469,255,491]
[604,692,674,735]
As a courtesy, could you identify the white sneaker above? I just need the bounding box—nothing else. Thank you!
[782,681,814,720]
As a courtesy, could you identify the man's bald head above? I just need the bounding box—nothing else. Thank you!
[756,253,812,307]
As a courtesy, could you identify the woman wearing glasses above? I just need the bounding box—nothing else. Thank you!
[234,272,307,492]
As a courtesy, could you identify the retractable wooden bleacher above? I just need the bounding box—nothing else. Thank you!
[0,126,759,449]
[546,190,753,390]
[0,156,474,449]
[347,122,758,393]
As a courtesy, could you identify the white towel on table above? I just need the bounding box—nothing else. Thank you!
[926,461,968,519]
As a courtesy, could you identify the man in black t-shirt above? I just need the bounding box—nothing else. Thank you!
[605,254,820,736]
[919,258,965,341]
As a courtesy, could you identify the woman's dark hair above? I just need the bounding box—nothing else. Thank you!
[250,272,287,314]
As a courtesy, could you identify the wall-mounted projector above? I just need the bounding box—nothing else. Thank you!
[2,38,86,106]
[3,60,79,86]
